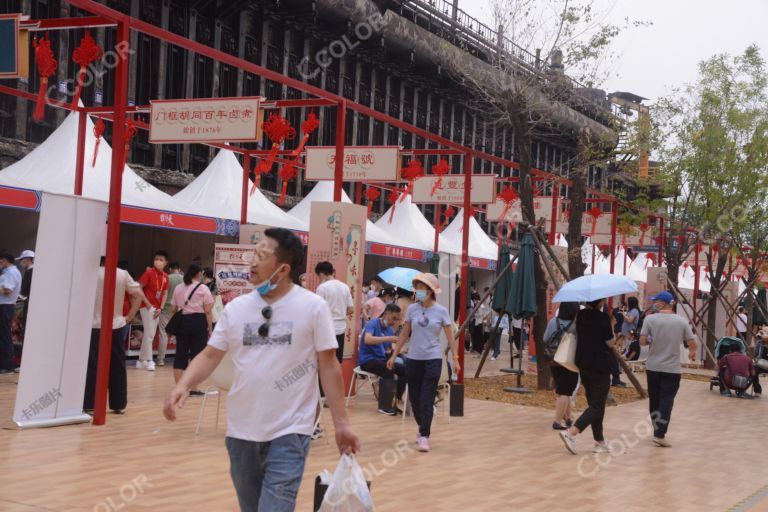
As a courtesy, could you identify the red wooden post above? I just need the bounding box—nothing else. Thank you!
[333,101,345,202]
[74,110,87,196]
[241,154,251,225]
[355,182,363,205]
[458,153,472,385]
[433,203,441,254]
[608,203,618,310]
[658,216,664,266]
[549,180,559,245]
[93,21,130,426]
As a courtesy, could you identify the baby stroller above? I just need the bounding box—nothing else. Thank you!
[709,336,748,391]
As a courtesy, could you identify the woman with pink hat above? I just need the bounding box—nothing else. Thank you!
[387,273,460,452]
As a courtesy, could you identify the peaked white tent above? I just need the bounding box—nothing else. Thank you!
[374,193,456,253]
[440,208,498,261]
[288,181,401,247]
[0,112,190,213]
[173,149,306,230]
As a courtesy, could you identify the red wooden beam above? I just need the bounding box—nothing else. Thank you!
[21,16,115,31]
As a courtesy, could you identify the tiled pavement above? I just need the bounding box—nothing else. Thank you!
[0,357,765,511]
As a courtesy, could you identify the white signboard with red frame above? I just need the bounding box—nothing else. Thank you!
[412,175,496,204]
[149,97,262,143]
[304,146,401,182]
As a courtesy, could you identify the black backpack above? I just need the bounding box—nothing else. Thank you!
[544,319,573,358]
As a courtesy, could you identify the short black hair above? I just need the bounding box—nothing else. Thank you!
[371,276,384,284]
[184,263,203,285]
[558,302,580,321]
[627,297,639,310]
[0,252,14,264]
[203,267,214,279]
[264,228,304,279]
[168,261,181,271]
[154,250,169,260]
[384,303,401,315]
[315,261,334,276]
[381,287,396,297]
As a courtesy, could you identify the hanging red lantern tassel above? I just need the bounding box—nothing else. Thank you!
[387,188,401,223]
[497,185,519,221]
[32,35,57,121]
[70,31,103,109]
[644,253,656,270]
[618,224,630,248]
[251,114,295,195]
[442,205,456,230]
[430,159,451,197]
[91,117,105,167]
[365,186,380,217]
[587,206,602,238]
[277,162,298,206]
[401,159,424,197]
[122,118,138,170]
[638,223,649,245]
[291,111,320,157]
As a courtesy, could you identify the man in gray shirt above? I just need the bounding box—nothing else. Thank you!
[640,291,695,448]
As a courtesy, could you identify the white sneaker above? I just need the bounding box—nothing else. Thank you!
[490,356,497,361]
[592,443,611,454]
[559,431,577,455]
[652,437,671,448]
[146,361,156,371]
[311,426,325,440]
[135,360,147,369]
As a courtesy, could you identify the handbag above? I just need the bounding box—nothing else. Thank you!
[553,331,579,373]
[165,283,203,336]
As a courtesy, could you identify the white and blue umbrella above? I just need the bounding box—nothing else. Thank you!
[553,274,638,303]
[378,267,421,292]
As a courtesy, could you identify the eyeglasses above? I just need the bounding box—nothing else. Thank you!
[258,306,272,337]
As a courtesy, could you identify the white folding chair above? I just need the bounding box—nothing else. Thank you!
[195,352,234,435]
[345,366,380,406]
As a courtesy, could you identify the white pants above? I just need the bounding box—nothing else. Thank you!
[139,307,160,362]
[157,309,172,361]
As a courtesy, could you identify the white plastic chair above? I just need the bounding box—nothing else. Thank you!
[195,351,234,435]
[345,366,380,406]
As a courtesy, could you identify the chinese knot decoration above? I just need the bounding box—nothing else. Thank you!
[401,159,424,196]
[638,222,649,245]
[277,162,298,206]
[442,205,456,230]
[71,31,103,109]
[251,114,296,194]
[387,188,402,223]
[91,117,105,167]
[365,186,380,217]
[586,206,603,238]
[291,111,319,157]
[32,35,57,121]
[430,159,451,197]
[644,252,656,270]
[497,185,519,221]
[122,118,138,170]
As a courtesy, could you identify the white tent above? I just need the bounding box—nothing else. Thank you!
[374,193,456,253]
[173,149,306,230]
[288,181,401,247]
[0,112,190,213]
[440,208,498,261]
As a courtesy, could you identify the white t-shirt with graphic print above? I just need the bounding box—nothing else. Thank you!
[208,286,337,442]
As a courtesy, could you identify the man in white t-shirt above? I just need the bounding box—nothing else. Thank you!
[736,306,748,340]
[163,228,359,512]
[315,261,354,362]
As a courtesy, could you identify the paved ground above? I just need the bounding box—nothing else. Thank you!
[0,354,766,511]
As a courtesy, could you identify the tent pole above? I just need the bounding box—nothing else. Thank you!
[74,110,86,196]
[93,20,130,426]
[333,101,345,202]
[241,154,250,225]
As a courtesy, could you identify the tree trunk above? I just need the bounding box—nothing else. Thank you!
[704,251,729,369]
[566,169,587,278]
[513,112,551,389]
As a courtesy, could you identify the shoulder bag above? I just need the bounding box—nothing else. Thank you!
[165,282,203,336]
[553,313,579,373]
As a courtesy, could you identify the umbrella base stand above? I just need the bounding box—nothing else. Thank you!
[503,387,533,394]
[449,383,464,417]
[500,368,523,374]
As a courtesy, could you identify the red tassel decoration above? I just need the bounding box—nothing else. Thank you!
[442,205,456,230]
[638,223,649,245]
[587,206,602,238]
[497,186,519,221]
[365,186,380,217]
[70,31,103,109]
[401,159,424,198]
[277,163,298,206]
[430,159,451,197]
[644,253,656,270]
[32,36,57,121]
[387,188,401,223]
[122,118,138,169]
[291,111,320,157]
[251,114,295,196]
[91,117,105,167]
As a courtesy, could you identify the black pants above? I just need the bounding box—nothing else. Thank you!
[0,304,14,370]
[646,370,681,439]
[173,314,208,370]
[335,333,345,363]
[574,369,610,442]
[511,327,522,351]
[471,324,486,353]
[83,328,127,411]
[406,358,442,438]
[754,367,766,394]
[361,359,406,399]
[609,350,622,384]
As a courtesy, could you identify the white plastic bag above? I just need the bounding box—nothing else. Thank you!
[553,331,579,373]
[318,454,375,512]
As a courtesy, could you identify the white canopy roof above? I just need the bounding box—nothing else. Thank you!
[0,112,189,213]
[288,181,401,247]
[375,193,456,253]
[173,149,306,230]
[441,209,498,261]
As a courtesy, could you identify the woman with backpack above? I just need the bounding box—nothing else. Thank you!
[543,302,580,430]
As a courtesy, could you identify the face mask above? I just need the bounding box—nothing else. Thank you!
[255,266,283,295]
[415,290,429,303]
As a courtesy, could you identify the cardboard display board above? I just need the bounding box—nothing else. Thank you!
[306,202,367,359]
[214,243,257,305]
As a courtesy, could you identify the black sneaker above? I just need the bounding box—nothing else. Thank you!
[378,408,397,416]
[552,422,567,431]
[189,390,205,397]
[0,368,13,374]
[612,381,628,388]
[565,419,574,428]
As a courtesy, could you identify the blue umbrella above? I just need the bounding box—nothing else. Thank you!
[378,267,421,292]
[553,274,637,303]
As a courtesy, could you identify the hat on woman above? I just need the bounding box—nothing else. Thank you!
[412,273,441,295]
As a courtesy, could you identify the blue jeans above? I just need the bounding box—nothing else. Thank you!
[225,434,310,512]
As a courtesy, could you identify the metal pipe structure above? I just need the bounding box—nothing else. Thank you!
[92,20,130,426]
[74,110,87,196]
[333,102,346,202]
[458,152,472,384]
[241,154,251,225]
